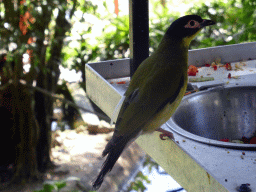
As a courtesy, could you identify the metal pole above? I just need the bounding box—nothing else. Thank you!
[129,0,149,77]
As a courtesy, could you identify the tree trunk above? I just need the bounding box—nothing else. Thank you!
[6,83,39,184]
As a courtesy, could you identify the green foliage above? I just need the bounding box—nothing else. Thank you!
[187,0,256,48]
[142,155,160,172]
[149,2,179,53]
[128,171,150,192]
[34,181,67,192]
[34,177,84,192]
[126,156,159,192]
[97,15,130,60]
[64,1,179,81]
[77,0,98,15]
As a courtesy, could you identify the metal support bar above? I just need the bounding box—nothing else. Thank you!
[129,0,149,77]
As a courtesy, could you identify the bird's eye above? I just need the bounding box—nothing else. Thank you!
[190,21,195,26]
[184,20,200,28]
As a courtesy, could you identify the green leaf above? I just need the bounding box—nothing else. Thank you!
[55,181,67,190]
[43,183,56,192]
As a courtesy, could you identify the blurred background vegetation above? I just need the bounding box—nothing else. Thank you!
[65,0,256,88]
[0,0,256,190]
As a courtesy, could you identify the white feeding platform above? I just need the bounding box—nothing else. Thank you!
[86,42,256,192]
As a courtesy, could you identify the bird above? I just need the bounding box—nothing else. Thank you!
[92,15,215,190]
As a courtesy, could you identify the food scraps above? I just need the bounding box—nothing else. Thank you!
[242,136,249,143]
[234,63,244,71]
[189,76,214,82]
[227,73,240,79]
[184,90,198,96]
[225,62,232,70]
[188,65,198,76]
[211,63,217,71]
[116,81,126,84]
[218,136,256,144]
[215,58,221,64]
[249,137,256,144]
[219,138,229,142]
[231,140,244,144]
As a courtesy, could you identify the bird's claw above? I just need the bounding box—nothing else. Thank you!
[156,128,174,140]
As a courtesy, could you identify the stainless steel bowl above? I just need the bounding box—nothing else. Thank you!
[167,83,256,149]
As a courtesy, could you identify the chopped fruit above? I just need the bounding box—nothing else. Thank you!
[219,138,229,142]
[219,136,256,144]
[231,140,244,144]
[189,77,214,82]
[228,73,231,79]
[234,63,244,71]
[215,58,221,64]
[233,76,240,79]
[188,65,198,76]
[225,62,232,70]
[116,81,126,84]
[242,136,249,143]
[211,63,217,71]
[205,63,210,67]
[250,137,256,144]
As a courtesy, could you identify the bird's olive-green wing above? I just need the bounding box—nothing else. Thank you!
[115,65,186,135]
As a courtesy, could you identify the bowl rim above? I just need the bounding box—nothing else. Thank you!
[167,82,256,149]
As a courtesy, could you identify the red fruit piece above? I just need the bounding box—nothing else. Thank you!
[228,73,231,79]
[225,62,232,70]
[219,138,229,142]
[188,65,198,76]
[116,81,126,84]
[205,63,210,67]
[242,136,249,143]
[249,137,256,144]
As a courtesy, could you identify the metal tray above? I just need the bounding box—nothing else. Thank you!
[86,42,256,192]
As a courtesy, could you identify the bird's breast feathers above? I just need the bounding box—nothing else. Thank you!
[142,75,187,133]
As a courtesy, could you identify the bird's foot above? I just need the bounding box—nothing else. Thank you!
[156,128,174,140]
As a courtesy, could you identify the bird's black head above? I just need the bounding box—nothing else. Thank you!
[166,15,215,44]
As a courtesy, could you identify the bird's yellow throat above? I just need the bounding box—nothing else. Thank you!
[182,28,203,47]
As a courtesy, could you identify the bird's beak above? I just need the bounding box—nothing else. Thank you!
[200,19,216,28]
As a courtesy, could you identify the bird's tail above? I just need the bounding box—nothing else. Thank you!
[92,136,127,190]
